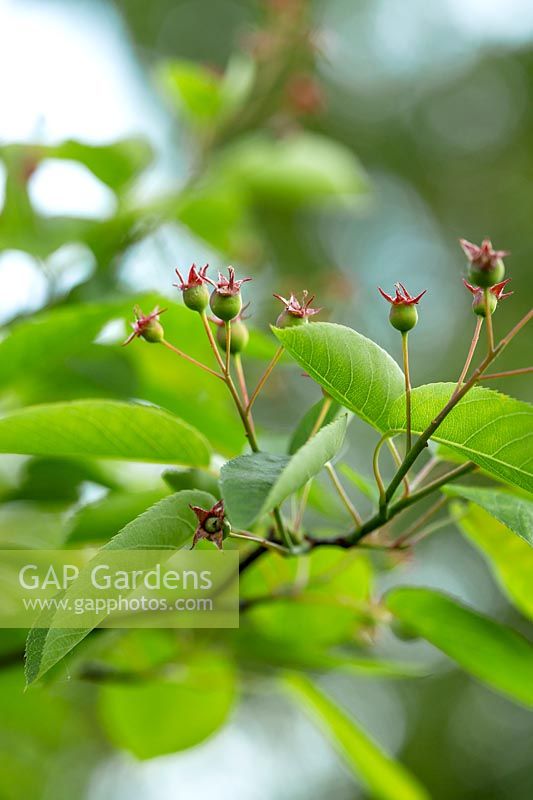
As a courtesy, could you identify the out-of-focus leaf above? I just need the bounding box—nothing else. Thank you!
[241,547,372,648]
[453,502,533,620]
[217,132,368,208]
[1,138,152,192]
[286,674,429,800]
[219,53,255,119]
[444,484,533,546]
[306,480,347,520]
[338,463,379,502]
[0,400,211,466]
[170,179,253,254]
[0,159,92,257]
[0,667,95,800]
[99,652,236,759]
[246,328,284,361]
[162,468,220,498]
[48,137,153,190]
[66,488,169,544]
[221,415,348,528]
[275,323,404,432]
[0,503,66,548]
[25,490,216,685]
[158,60,223,123]
[386,587,533,707]
[289,397,343,454]
[232,630,422,676]
[388,384,533,494]
[0,300,129,389]
[5,456,119,504]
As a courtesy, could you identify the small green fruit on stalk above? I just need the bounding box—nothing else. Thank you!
[190,500,231,550]
[463,278,513,317]
[216,319,249,353]
[378,283,426,332]
[274,290,321,328]
[460,238,509,288]
[210,266,251,322]
[174,264,211,312]
[122,305,166,346]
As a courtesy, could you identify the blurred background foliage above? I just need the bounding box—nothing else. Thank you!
[0,0,532,798]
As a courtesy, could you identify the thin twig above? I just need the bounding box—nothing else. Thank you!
[382,308,532,507]
[402,332,412,452]
[160,339,224,380]
[273,507,293,550]
[293,480,313,532]
[410,455,439,490]
[234,353,250,406]
[325,462,362,526]
[408,514,459,547]
[392,496,448,548]
[246,346,284,414]
[199,318,292,550]
[479,366,533,380]
[484,288,495,354]
[225,321,231,374]
[230,530,289,555]
[386,438,410,496]
[199,312,226,372]
[309,395,333,439]
[351,461,476,542]
[453,316,482,397]
[372,434,389,509]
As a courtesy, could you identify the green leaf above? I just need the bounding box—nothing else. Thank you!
[162,468,220,498]
[274,323,404,431]
[49,137,153,191]
[158,60,223,124]
[218,133,368,208]
[67,489,169,544]
[453,502,533,620]
[219,53,255,119]
[0,156,93,257]
[0,300,129,389]
[221,415,348,528]
[286,675,429,800]
[385,587,533,707]
[444,484,533,546]
[1,138,153,192]
[242,547,373,648]
[99,652,235,758]
[388,383,533,494]
[232,630,422,676]
[289,398,343,454]
[7,455,119,504]
[0,400,211,466]
[24,490,216,685]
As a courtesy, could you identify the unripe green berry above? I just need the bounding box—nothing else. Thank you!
[204,516,221,534]
[140,319,165,343]
[210,290,242,321]
[389,304,418,332]
[468,260,505,288]
[472,291,497,317]
[183,284,210,312]
[216,320,249,353]
[276,309,308,328]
